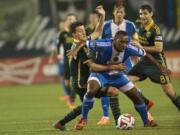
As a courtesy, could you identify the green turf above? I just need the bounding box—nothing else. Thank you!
[0,79,180,135]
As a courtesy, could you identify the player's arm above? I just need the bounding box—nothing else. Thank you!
[85,59,126,72]
[128,43,172,76]
[142,27,163,53]
[90,5,105,40]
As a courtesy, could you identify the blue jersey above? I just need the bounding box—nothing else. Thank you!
[87,38,146,75]
[102,19,137,71]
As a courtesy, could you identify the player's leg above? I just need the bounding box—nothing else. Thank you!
[162,83,180,111]
[147,65,180,111]
[109,87,121,125]
[75,73,107,130]
[54,86,86,131]
[97,96,110,125]
[115,74,158,127]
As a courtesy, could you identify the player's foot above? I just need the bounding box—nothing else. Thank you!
[147,112,154,122]
[97,116,110,125]
[144,120,158,127]
[59,96,69,101]
[53,121,66,131]
[75,118,87,130]
[147,100,154,110]
[67,101,76,110]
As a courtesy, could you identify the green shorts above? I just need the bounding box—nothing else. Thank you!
[128,60,171,84]
[72,83,109,102]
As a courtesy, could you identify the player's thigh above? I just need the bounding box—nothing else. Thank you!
[63,60,71,80]
[145,66,171,85]
[73,84,86,102]
[128,61,147,81]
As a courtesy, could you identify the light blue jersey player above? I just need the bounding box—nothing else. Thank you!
[97,5,139,125]
[75,31,157,130]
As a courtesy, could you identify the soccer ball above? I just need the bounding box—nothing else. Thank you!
[117,113,135,130]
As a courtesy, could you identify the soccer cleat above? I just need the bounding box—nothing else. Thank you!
[144,120,158,127]
[97,116,110,125]
[147,100,155,110]
[53,121,66,131]
[59,96,69,101]
[75,118,87,130]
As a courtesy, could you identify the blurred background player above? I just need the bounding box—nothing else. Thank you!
[49,20,70,102]
[56,14,77,109]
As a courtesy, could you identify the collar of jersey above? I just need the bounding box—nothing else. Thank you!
[144,19,154,31]
[112,19,125,26]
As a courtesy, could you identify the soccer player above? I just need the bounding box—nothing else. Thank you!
[57,14,77,109]
[74,30,161,130]
[128,4,180,111]
[53,6,123,130]
[98,5,155,125]
[49,20,68,101]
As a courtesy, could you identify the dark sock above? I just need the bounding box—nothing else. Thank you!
[137,89,149,105]
[109,95,121,125]
[60,105,82,125]
[172,94,180,111]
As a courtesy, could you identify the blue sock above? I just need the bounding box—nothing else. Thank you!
[101,96,110,117]
[82,94,94,120]
[135,103,148,125]
[61,80,69,96]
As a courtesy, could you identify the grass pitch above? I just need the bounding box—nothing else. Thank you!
[0,79,180,135]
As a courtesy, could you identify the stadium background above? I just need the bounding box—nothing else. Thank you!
[0,0,180,85]
[0,1,180,135]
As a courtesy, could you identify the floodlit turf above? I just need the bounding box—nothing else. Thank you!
[0,79,180,135]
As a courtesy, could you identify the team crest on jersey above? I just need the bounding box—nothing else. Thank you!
[146,32,151,38]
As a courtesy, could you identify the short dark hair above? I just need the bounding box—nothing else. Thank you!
[70,21,83,33]
[113,4,125,12]
[114,31,128,40]
[140,4,153,13]
[91,10,101,18]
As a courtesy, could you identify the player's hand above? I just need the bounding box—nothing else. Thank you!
[130,40,143,49]
[110,63,127,71]
[96,5,105,16]
[57,54,63,60]
[159,66,173,77]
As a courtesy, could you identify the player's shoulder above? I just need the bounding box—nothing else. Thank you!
[124,19,136,27]
[104,19,113,25]
[152,22,161,34]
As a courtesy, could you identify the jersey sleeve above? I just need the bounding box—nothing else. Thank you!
[126,44,146,57]
[154,25,163,43]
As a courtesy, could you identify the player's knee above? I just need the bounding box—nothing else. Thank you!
[87,80,100,98]
[107,87,119,96]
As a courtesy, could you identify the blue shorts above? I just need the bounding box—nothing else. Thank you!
[88,72,134,93]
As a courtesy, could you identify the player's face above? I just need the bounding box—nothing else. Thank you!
[114,35,128,52]
[66,16,77,27]
[139,9,153,25]
[89,14,99,27]
[73,25,86,41]
[113,8,125,22]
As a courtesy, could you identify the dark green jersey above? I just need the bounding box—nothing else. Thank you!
[138,19,166,65]
[70,47,90,88]
[57,31,74,58]
[85,24,95,36]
